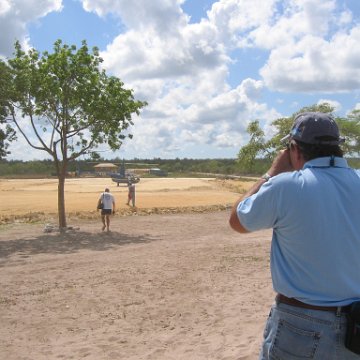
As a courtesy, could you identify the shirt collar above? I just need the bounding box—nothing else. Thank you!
[303,157,349,169]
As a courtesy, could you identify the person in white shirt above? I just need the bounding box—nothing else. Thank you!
[97,188,116,232]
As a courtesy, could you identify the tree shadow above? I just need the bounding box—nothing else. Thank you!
[0,230,157,264]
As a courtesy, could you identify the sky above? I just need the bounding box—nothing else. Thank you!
[1,0,360,160]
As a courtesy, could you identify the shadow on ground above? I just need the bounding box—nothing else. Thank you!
[0,230,157,263]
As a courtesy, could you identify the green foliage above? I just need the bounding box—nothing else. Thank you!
[336,109,360,156]
[0,160,54,177]
[0,156,358,179]
[0,158,242,177]
[0,60,16,159]
[237,103,360,173]
[6,40,147,162]
[237,121,270,172]
[2,39,147,228]
[154,158,239,175]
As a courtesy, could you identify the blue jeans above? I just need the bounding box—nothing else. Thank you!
[259,301,360,359]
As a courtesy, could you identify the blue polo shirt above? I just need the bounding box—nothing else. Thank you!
[237,157,360,306]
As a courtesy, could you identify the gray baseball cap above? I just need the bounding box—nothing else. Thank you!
[282,112,344,145]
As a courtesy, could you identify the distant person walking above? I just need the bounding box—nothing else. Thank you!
[126,181,136,207]
[97,187,115,232]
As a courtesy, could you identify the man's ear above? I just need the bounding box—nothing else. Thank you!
[292,144,305,170]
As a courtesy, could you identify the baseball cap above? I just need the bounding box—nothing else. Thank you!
[282,112,344,145]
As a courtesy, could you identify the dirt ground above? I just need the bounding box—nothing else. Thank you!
[0,177,254,223]
[0,177,277,360]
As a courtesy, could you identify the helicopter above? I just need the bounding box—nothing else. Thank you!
[108,159,163,186]
[77,159,162,185]
[109,160,141,186]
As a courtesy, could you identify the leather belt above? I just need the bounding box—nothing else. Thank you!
[276,294,351,313]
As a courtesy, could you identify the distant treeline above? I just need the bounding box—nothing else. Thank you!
[0,157,359,178]
[151,158,250,175]
[0,158,264,177]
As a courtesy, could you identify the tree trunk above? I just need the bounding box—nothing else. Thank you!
[57,174,67,231]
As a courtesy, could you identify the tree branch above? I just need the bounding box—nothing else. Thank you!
[11,110,54,157]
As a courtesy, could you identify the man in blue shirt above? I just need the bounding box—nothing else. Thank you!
[229,112,360,359]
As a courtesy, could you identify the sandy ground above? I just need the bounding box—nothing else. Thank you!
[0,177,253,222]
[0,177,276,360]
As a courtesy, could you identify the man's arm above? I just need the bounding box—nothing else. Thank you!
[229,177,269,233]
[229,149,293,234]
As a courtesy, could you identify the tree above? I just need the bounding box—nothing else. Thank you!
[337,109,360,156]
[237,120,270,172]
[4,40,147,230]
[237,103,345,173]
[0,60,16,159]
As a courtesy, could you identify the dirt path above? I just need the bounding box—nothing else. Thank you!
[0,211,274,360]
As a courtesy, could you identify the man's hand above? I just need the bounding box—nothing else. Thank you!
[267,149,294,177]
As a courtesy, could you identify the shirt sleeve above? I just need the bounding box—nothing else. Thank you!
[237,180,280,232]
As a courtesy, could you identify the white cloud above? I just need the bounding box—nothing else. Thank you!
[0,0,11,16]
[3,0,360,160]
[224,0,337,50]
[89,0,355,158]
[338,8,352,25]
[207,0,277,47]
[117,76,279,158]
[261,25,360,92]
[92,0,283,158]
[0,0,62,56]
[255,0,360,93]
[81,0,188,35]
[296,0,336,35]
[100,20,228,83]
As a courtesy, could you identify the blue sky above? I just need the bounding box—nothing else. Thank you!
[1,0,360,160]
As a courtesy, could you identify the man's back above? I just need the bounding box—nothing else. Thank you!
[101,192,114,209]
[238,157,360,306]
